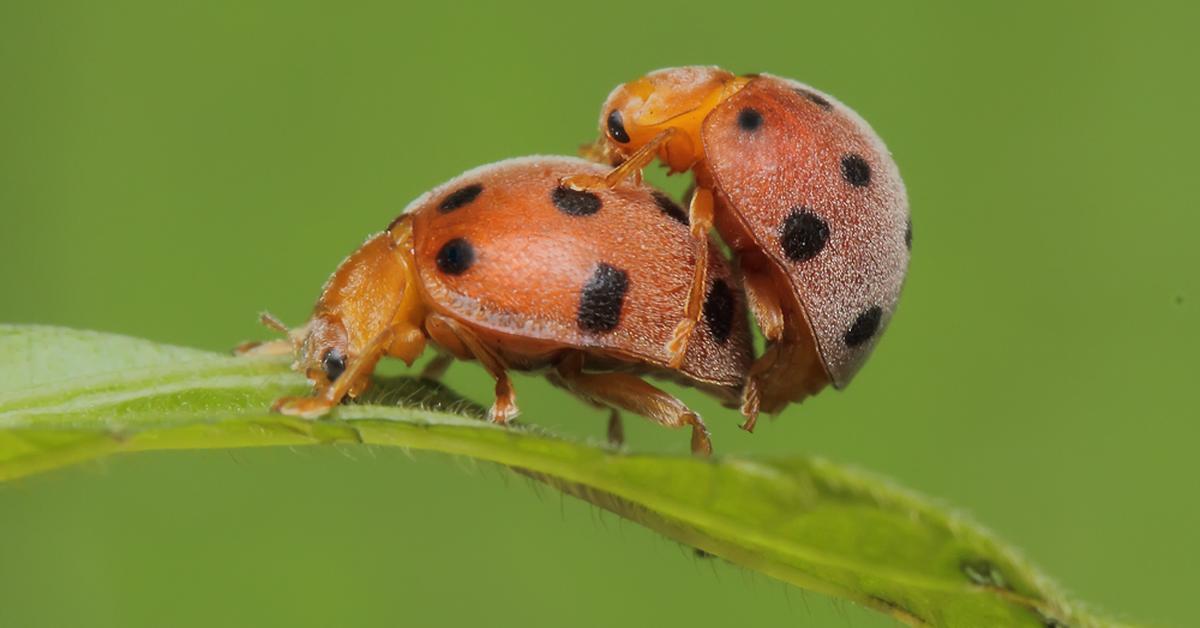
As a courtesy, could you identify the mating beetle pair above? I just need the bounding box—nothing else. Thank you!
[252,67,910,454]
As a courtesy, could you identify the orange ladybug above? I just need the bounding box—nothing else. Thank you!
[572,66,910,430]
[265,156,753,454]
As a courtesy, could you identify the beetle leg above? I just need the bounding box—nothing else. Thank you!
[742,340,828,429]
[546,354,626,448]
[606,408,625,448]
[386,325,427,366]
[553,354,712,456]
[739,351,775,432]
[424,314,518,424]
[561,128,678,191]
[666,187,715,368]
[419,352,454,381]
[270,395,337,420]
[741,264,786,342]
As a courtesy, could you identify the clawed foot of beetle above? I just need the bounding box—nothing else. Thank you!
[272,395,336,420]
[560,173,611,192]
[487,396,520,425]
[739,379,761,433]
[687,414,713,456]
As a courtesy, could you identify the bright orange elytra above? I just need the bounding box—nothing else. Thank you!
[255,156,754,455]
[572,66,911,430]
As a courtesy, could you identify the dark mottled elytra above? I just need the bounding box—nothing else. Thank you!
[577,263,629,332]
[780,209,830,262]
[552,186,603,216]
[844,306,883,347]
[435,238,475,275]
[904,219,913,251]
[438,184,483,213]
[651,191,689,226]
[703,279,735,344]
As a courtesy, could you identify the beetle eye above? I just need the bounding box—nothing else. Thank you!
[321,348,346,382]
[607,109,630,143]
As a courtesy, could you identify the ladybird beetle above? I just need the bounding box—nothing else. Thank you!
[569,66,910,430]
[264,156,753,454]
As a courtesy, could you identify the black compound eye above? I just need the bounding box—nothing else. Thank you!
[607,109,630,143]
[321,348,347,382]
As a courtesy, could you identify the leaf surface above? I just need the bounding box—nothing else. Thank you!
[0,325,1121,627]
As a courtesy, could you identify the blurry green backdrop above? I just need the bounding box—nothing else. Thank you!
[2,1,1197,626]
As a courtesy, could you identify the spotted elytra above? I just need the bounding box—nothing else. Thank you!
[570,66,911,430]
[255,156,753,455]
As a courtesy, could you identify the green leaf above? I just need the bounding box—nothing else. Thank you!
[0,324,1123,627]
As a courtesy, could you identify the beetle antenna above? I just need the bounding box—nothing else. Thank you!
[578,138,608,163]
[233,311,303,357]
[259,311,290,335]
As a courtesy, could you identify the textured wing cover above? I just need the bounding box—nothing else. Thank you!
[406,156,752,388]
[704,76,909,387]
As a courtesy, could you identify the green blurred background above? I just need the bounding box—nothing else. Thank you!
[1,1,1196,626]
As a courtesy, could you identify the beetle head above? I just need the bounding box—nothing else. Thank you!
[599,66,746,173]
[293,312,351,393]
[291,230,418,399]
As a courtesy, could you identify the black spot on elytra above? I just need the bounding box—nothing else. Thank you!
[841,154,872,187]
[844,306,882,347]
[904,218,913,250]
[780,209,830,262]
[435,238,475,275]
[737,107,763,132]
[651,191,689,226]
[438,183,483,213]
[794,88,833,110]
[578,263,628,333]
[552,186,602,216]
[703,279,735,344]
[607,109,630,143]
